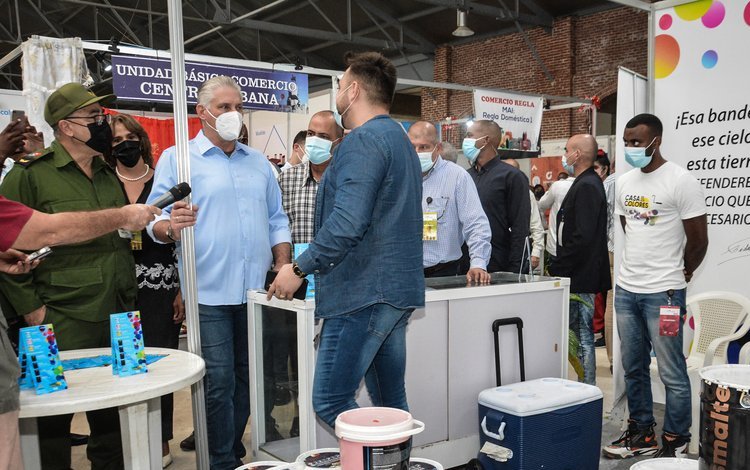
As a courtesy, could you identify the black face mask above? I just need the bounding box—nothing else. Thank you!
[70,120,113,154]
[112,140,142,168]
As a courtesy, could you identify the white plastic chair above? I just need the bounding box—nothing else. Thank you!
[649,291,750,454]
[740,342,750,364]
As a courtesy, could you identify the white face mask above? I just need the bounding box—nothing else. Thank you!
[206,109,243,142]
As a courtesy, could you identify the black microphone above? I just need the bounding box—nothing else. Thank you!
[151,182,191,209]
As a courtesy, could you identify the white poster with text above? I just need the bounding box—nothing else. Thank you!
[473,90,543,152]
[654,1,750,298]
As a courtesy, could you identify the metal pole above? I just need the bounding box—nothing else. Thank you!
[165,1,209,468]
[647,5,655,113]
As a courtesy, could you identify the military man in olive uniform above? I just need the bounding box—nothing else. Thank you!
[0,83,135,470]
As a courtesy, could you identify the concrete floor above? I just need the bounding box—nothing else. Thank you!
[69,347,698,469]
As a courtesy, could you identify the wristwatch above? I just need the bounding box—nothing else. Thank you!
[292,262,306,279]
[166,224,177,242]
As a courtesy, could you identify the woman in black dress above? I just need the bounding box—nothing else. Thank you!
[109,114,184,467]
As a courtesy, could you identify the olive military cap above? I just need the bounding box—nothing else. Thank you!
[44,83,116,126]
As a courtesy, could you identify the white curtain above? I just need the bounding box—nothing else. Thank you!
[21,36,93,146]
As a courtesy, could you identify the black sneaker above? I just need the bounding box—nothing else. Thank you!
[653,433,689,458]
[602,420,658,459]
[179,431,195,451]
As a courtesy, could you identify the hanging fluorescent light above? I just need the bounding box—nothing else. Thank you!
[452,9,474,37]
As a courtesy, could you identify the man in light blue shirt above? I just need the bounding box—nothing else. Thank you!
[408,121,491,283]
[147,76,291,469]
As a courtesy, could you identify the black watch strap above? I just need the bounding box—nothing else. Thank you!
[292,262,306,278]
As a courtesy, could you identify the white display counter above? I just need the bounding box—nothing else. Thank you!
[247,272,570,468]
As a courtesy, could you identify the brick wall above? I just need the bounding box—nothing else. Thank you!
[421,6,648,141]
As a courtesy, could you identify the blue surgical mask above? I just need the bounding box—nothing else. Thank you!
[305,136,334,165]
[333,83,354,130]
[418,150,435,173]
[624,137,657,168]
[561,152,577,175]
[333,108,344,130]
[462,136,486,164]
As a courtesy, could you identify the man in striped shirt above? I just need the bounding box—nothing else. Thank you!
[408,121,491,283]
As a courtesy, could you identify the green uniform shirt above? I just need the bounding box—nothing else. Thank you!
[0,140,136,323]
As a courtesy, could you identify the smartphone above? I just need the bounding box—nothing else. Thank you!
[265,270,308,300]
[11,110,25,122]
[27,246,53,262]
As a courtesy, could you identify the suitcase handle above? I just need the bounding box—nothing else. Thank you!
[481,416,506,441]
[492,317,525,386]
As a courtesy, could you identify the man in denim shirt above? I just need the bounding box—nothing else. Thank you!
[269,52,425,427]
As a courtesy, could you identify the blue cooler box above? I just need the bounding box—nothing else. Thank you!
[477,378,602,470]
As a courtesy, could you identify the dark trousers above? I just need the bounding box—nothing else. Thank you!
[424,259,461,278]
[40,310,123,470]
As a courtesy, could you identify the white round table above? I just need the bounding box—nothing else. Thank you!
[19,347,205,470]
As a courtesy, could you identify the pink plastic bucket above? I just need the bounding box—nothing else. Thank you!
[335,407,425,470]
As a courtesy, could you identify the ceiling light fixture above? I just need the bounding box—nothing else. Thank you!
[452,9,474,37]
[94,51,113,73]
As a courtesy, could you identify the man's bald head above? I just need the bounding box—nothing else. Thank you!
[408,121,439,146]
[566,134,598,164]
[309,110,343,139]
[504,158,520,170]
[471,120,503,148]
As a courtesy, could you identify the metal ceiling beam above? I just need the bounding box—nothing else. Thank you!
[184,2,250,60]
[293,6,444,56]
[518,0,552,20]
[61,5,88,25]
[498,0,553,83]
[354,0,434,51]
[100,0,143,46]
[605,0,650,11]
[232,17,430,53]
[183,0,289,44]
[58,0,208,23]
[354,0,428,81]
[412,0,552,28]
[25,0,63,36]
[307,0,342,35]
[209,0,339,69]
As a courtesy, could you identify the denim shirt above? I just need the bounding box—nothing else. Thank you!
[295,115,425,317]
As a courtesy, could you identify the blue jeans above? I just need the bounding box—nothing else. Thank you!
[570,293,596,385]
[312,303,413,428]
[199,304,249,469]
[615,286,691,437]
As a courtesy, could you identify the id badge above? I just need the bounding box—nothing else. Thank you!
[659,306,681,337]
[423,212,438,241]
[130,231,143,251]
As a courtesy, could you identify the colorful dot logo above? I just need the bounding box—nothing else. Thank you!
[674,0,712,21]
[655,34,680,78]
[659,14,673,30]
[745,2,750,26]
[701,1,725,28]
[702,50,718,68]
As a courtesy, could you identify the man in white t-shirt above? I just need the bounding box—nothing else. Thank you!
[603,114,708,460]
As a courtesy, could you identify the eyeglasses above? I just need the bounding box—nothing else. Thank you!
[66,114,112,126]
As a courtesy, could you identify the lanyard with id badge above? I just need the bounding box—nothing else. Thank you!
[659,289,681,337]
[423,196,447,241]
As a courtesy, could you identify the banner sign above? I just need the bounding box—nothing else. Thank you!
[111,55,308,113]
[653,2,750,297]
[473,90,543,152]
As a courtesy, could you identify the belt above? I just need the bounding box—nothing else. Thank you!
[423,259,461,277]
